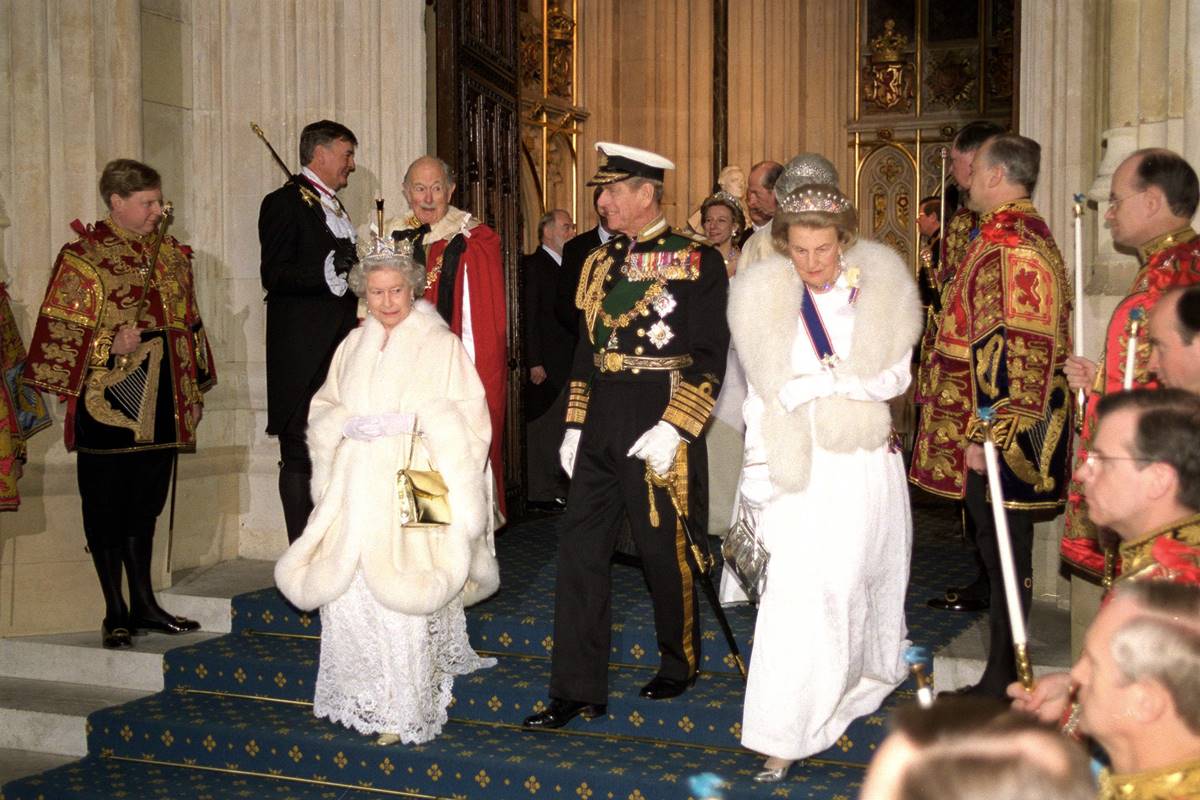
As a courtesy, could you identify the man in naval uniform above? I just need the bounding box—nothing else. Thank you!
[523,142,730,729]
[1061,149,1200,582]
[259,119,360,544]
[910,134,1072,698]
[23,159,215,647]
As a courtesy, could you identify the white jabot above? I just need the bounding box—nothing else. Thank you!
[301,166,355,297]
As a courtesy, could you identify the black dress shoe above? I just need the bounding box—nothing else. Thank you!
[101,619,133,649]
[639,674,696,700]
[926,591,989,612]
[130,611,201,634]
[522,698,606,729]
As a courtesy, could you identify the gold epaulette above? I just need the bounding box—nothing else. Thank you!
[672,227,709,245]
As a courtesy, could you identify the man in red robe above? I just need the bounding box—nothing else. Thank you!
[387,156,508,517]
[1062,149,1200,581]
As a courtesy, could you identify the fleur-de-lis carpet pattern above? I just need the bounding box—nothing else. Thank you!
[2,499,980,799]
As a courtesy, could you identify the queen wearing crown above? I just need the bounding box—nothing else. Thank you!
[274,233,499,745]
[727,183,923,780]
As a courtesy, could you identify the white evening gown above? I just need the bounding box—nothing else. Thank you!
[739,280,912,761]
[314,570,496,743]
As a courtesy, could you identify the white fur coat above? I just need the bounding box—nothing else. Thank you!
[728,239,923,493]
[275,302,499,615]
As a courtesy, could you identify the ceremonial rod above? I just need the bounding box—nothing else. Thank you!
[250,121,294,180]
[978,407,1035,691]
[1072,194,1087,420]
[1123,307,1146,390]
[938,148,949,270]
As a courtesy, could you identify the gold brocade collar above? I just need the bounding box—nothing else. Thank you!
[978,198,1036,224]
[1118,512,1200,576]
[1137,225,1197,265]
[104,216,154,245]
[631,215,670,244]
[1099,755,1200,800]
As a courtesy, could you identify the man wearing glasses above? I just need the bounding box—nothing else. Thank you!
[1061,149,1200,581]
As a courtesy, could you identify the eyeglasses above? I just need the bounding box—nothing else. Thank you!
[1082,452,1156,469]
[1107,189,1148,208]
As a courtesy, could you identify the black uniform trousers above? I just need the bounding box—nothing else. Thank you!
[549,376,701,706]
[964,470,1033,695]
[77,448,175,550]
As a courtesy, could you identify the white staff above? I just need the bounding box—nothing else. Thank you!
[1123,306,1146,390]
[978,407,1035,691]
[1072,194,1087,415]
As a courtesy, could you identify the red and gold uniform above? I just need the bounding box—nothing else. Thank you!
[22,217,215,561]
[388,207,507,516]
[1,283,51,510]
[911,199,1073,506]
[916,207,978,404]
[1062,227,1200,579]
[22,218,215,454]
[910,198,1072,694]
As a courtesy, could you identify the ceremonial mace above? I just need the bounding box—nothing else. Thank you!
[978,407,1036,691]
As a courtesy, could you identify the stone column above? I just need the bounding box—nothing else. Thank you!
[0,0,143,635]
[1018,0,1103,610]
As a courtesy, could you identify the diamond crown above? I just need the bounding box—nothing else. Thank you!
[779,187,853,215]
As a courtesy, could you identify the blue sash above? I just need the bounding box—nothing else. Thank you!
[799,285,837,364]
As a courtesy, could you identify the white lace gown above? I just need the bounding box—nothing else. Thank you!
[314,570,496,743]
[739,280,913,761]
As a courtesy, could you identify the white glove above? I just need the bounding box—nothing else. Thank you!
[626,420,682,476]
[559,428,582,477]
[342,412,415,441]
[777,372,838,412]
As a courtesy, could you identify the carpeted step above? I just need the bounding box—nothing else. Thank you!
[160,628,907,763]
[82,690,870,799]
[0,754,392,799]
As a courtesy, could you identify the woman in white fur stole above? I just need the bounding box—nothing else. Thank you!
[275,244,499,746]
[729,184,923,782]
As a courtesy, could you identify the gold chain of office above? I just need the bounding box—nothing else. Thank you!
[598,280,667,331]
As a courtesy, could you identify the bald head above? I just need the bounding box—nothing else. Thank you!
[403,156,457,226]
[747,160,784,227]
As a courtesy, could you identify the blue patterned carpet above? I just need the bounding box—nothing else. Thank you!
[2,495,981,800]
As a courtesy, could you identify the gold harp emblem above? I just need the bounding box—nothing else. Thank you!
[84,338,164,441]
[83,202,173,441]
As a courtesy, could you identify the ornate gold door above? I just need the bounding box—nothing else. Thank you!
[852,0,1018,270]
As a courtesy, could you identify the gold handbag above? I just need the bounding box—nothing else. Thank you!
[397,431,451,526]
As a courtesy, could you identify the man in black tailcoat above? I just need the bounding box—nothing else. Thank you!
[556,187,613,339]
[523,208,576,510]
[258,119,360,543]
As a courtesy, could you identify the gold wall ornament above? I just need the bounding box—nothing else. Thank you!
[546,0,575,99]
[862,19,915,112]
[519,13,543,88]
[925,50,977,110]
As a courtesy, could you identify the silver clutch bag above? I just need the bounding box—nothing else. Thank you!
[721,500,769,601]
